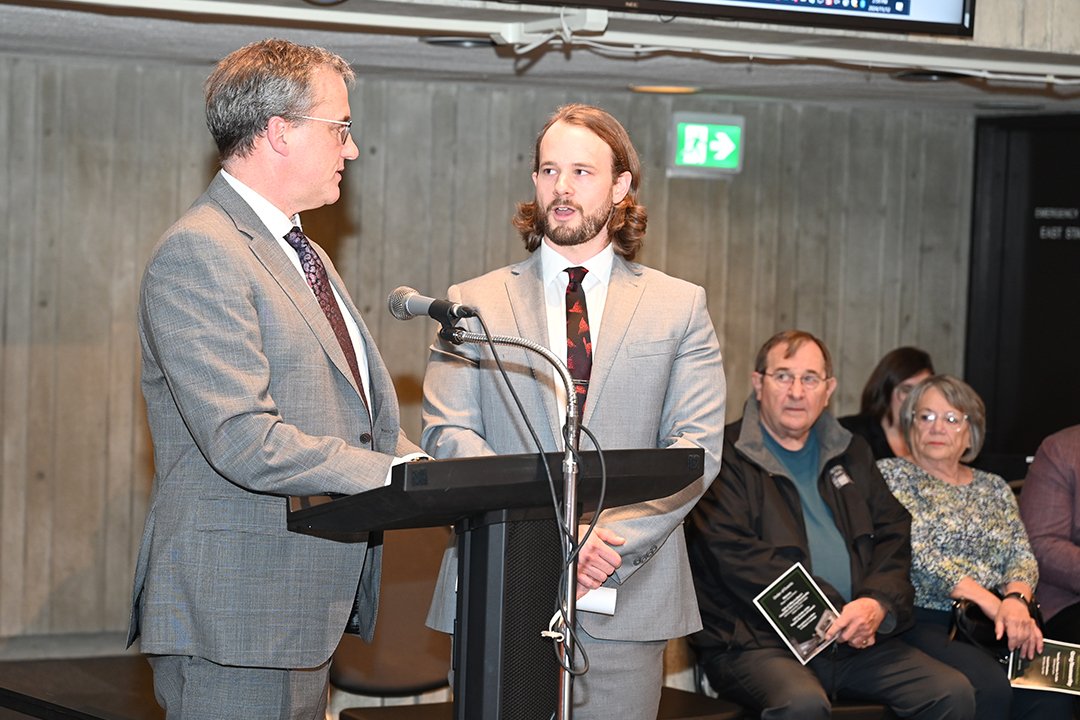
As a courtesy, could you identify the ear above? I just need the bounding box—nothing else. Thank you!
[823,376,838,405]
[266,116,291,156]
[532,170,539,189]
[751,372,764,401]
[611,170,632,205]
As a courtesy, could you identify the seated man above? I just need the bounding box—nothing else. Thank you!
[686,330,974,720]
[1019,424,1080,642]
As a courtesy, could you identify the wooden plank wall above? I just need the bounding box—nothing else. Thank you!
[0,54,973,645]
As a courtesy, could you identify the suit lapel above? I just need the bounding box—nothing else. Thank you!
[506,254,563,444]
[586,257,645,425]
[210,178,369,413]
[249,235,366,407]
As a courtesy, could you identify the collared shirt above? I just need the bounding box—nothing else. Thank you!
[220,170,372,405]
[539,240,615,418]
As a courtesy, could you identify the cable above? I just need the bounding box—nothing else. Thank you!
[470,313,574,547]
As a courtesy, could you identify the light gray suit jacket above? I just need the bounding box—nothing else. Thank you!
[127,174,421,669]
[422,251,725,641]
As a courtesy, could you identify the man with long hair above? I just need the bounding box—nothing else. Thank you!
[422,103,726,718]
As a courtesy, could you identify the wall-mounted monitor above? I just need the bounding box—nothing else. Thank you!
[517,0,975,37]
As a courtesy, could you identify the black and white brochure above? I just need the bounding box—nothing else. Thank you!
[1008,638,1080,695]
[753,561,838,665]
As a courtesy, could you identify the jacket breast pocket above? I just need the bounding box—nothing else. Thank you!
[626,337,677,359]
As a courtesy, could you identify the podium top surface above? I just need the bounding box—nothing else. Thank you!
[287,447,704,539]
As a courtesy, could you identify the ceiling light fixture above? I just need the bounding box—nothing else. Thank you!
[421,36,497,49]
[629,85,700,94]
[892,70,968,82]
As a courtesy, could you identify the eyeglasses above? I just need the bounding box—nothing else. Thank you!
[912,410,968,430]
[762,371,828,390]
[298,115,352,145]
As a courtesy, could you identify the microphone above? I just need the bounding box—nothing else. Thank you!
[387,286,476,324]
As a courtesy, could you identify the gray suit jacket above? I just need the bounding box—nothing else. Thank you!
[127,174,421,669]
[422,251,725,640]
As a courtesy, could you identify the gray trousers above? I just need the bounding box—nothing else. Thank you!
[147,655,330,720]
[703,640,976,720]
[572,630,667,720]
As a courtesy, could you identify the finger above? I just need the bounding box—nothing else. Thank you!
[823,616,849,640]
[576,568,598,587]
[593,528,626,546]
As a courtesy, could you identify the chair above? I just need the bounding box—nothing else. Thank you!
[330,526,452,713]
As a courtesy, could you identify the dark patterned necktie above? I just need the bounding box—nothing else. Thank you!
[564,266,593,416]
[284,227,370,417]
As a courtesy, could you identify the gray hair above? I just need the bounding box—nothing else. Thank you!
[753,329,833,378]
[899,374,986,462]
[205,39,355,162]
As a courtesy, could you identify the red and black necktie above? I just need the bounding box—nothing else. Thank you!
[564,266,593,416]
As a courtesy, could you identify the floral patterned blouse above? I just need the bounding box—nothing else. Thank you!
[877,457,1039,612]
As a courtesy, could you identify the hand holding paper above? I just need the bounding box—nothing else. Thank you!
[825,596,886,649]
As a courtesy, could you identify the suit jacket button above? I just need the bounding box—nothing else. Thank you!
[359,432,373,445]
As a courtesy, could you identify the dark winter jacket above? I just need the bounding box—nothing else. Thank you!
[686,395,915,665]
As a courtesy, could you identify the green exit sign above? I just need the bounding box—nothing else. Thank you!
[667,113,744,178]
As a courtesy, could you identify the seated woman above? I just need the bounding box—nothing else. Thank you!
[840,347,934,460]
[1019,424,1080,643]
[878,375,1072,720]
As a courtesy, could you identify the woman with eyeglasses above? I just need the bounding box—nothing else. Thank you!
[877,374,1071,720]
[839,346,935,460]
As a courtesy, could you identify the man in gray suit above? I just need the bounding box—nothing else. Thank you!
[127,39,424,719]
[422,103,726,719]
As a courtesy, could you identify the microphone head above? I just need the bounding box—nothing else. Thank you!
[387,286,419,320]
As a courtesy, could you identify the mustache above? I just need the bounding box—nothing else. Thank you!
[546,197,582,213]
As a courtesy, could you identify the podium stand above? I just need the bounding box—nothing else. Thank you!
[288,448,704,719]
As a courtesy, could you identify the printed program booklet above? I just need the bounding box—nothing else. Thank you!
[1008,638,1080,695]
[753,561,839,665]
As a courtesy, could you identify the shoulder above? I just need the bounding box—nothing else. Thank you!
[1037,424,1080,461]
[972,467,1011,495]
[622,260,703,295]
[451,259,527,293]
[876,457,920,487]
[838,413,874,435]
[148,199,242,268]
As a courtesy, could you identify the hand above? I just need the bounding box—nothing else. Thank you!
[825,597,886,650]
[996,596,1043,660]
[575,526,625,599]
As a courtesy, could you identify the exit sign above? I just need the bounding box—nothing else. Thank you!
[667,113,744,178]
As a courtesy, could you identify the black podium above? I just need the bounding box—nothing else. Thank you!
[288,448,704,720]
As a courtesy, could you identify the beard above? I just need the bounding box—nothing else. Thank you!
[539,196,613,248]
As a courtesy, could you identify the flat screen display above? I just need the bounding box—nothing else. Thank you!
[525,0,975,36]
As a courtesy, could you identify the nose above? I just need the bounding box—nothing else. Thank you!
[787,379,807,399]
[553,171,573,196]
[343,132,359,161]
